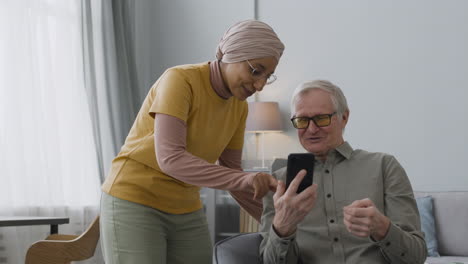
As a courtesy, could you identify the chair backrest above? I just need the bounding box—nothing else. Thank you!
[70,215,100,258]
[213,232,263,264]
[271,158,287,173]
[25,216,100,264]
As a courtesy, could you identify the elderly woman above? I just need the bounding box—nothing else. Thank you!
[100,20,285,263]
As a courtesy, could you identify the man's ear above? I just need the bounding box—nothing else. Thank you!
[341,110,350,126]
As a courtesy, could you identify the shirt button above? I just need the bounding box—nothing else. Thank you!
[329,219,335,223]
[334,237,339,242]
[327,193,332,198]
[386,242,391,247]
[401,252,405,257]
[325,169,330,173]
[281,241,288,245]
[279,257,284,261]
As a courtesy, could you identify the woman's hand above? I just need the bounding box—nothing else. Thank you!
[252,172,278,199]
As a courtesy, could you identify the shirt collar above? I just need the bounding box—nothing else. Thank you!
[335,141,353,160]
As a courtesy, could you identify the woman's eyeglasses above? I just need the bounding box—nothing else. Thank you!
[246,60,277,85]
[291,112,337,129]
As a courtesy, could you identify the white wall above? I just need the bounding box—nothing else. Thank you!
[135,1,468,191]
[134,0,254,98]
[257,0,468,191]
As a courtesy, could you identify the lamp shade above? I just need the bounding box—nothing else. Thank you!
[246,102,282,132]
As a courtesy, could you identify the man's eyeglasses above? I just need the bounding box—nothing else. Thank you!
[291,112,337,129]
[246,60,277,85]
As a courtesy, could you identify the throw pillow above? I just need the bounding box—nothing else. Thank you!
[416,196,440,257]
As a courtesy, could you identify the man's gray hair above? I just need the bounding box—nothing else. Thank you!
[290,80,349,117]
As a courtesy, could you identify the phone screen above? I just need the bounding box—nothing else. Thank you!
[286,153,315,193]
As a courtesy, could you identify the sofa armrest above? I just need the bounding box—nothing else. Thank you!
[213,233,263,264]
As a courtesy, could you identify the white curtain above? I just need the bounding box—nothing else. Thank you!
[0,0,102,263]
[81,0,140,183]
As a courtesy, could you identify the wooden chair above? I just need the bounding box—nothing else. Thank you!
[25,216,100,264]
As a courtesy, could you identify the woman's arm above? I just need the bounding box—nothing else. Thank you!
[154,113,276,200]
[218,148,264,221]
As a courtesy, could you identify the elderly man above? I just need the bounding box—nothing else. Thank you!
[259,80,427,264]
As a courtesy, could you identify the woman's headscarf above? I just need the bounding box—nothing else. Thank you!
[216,20,285,63]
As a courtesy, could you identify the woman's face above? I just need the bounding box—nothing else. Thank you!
[220,56,278,101]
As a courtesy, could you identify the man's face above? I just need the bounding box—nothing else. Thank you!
[294,89,349,160]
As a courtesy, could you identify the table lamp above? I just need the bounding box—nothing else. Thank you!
[246,101,282,169]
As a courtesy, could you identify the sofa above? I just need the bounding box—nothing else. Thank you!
[213,191,468,264]
[415,191,468,264]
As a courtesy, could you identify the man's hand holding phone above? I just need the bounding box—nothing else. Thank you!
[272,170,318,237]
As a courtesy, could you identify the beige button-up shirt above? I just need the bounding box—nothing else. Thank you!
[260,142,427,264]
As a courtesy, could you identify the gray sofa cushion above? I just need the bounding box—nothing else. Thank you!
[213,233,262,264]
[425,256,468,264]
[415,191,468,256]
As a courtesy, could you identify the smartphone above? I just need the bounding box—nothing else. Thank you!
[286,153,315,193]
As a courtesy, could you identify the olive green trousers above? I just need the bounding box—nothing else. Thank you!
[100,192,212,264]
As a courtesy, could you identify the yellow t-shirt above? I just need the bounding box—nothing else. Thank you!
[101,62,247,214]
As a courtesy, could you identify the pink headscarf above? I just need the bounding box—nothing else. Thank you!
[216,20,285,63]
